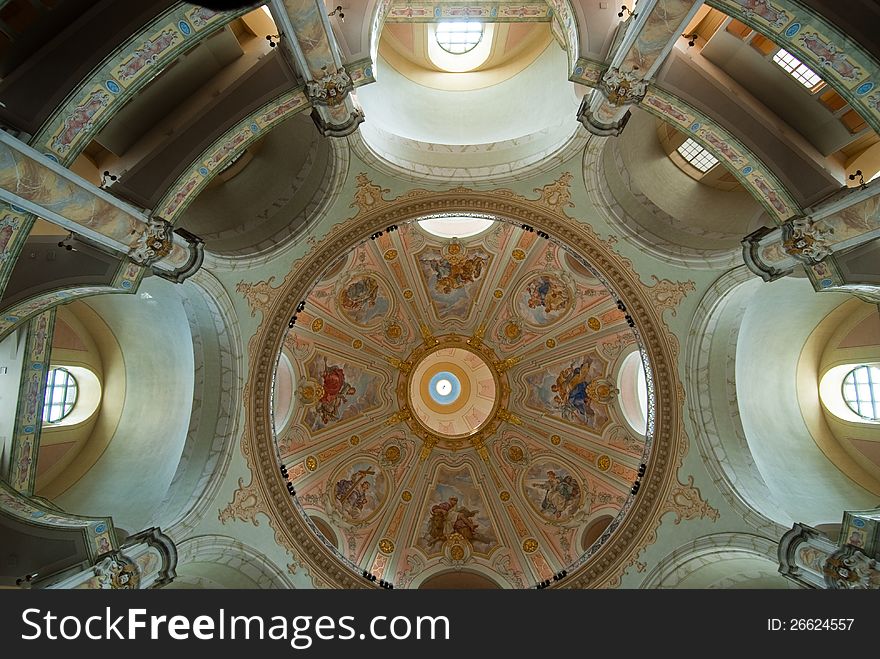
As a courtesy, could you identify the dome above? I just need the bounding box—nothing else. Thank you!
[272,217,653,587]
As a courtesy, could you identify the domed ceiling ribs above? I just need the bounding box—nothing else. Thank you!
[229,172,710,589]
[277,221,650,586]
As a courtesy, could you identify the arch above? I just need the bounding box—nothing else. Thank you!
[686,267,877,533]
[159,269,244,539]
[43,272,241,536]
[242,177,685,589]
[355,41,582,184]
[169,535,294,589]
[641,532,797,589]
[581,514,614,552]
[350,122,590,185]
[615,348,648,436]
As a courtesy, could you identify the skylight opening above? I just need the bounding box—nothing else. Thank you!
[435,21,484,55]
[677,138,719,173]
[773,48,824,91]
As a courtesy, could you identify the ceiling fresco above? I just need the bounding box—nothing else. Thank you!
[272,218,653,588]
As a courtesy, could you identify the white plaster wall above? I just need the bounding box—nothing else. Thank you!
[56,277,195,531]
[736,276,876,525]
[357,44,578,146]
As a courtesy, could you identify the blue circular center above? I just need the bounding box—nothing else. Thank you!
[428,371,461,405]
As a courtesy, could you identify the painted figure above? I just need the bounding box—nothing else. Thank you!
[733,0,789,28]
[425,496,458,549]
[317,359,356,425]
[334,467,375,519]
[540,470,580,519]
[525,275,570,315]
[551,358,595,423]
[422,255,485,295]
[339,276,381,322]
[117,31,178,82]
[452,507,492,544]
[52,91,111,153]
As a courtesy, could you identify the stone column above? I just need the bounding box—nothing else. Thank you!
[0,131,204,284]
[269,0,364,137]
[578,0,705,136]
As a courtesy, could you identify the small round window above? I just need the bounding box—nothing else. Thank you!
[43,368,78,423]
[435,21,483,54]
[842,365,880,420]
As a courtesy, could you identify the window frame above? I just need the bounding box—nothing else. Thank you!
[434,21,484,55]
[43,367,79,424]
[841,364,880,421]
[676,137,720,173]
[772,47,825,93]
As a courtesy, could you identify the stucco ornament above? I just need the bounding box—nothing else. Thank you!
[306,67,353,107]
[600,67,649,106]
[823,546,880,589]
[128,217,173,265]
[782,217,834,262]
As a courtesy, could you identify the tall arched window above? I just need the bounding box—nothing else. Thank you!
[43,367,78,423]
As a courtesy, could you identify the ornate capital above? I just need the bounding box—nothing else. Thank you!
[306,67,353,108]
[599,67,649,107]
[782,217,835,263]
[823,545,880,589]
[128,218,173,266]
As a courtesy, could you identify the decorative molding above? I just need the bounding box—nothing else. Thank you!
[646,275,696,317]
[661,474,720,525]
[6,310,55,494]
[306,68,354,107]
[599,67,650,107]
[781,217,834,263]
[219,477,265,527]
[384,3,553,22]
[128,218,174,266]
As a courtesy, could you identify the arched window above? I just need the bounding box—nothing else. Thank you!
[819,363,880,425]
[842,365,880,421]
[435,21,483,55]
[43,367,78,423]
